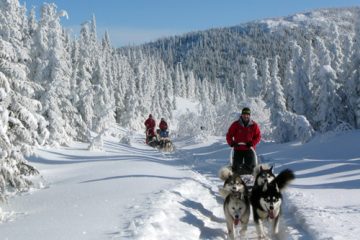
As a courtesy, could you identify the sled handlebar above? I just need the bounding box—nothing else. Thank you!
[229,142,258,166]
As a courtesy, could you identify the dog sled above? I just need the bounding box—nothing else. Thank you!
[156,129,174,152]
[145,129,175,152]
[146,128,158,147]
[229,142,258,189]
[219,142,295,240]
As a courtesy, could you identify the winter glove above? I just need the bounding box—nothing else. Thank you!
[246,142,253,148]
[230,141,235,147]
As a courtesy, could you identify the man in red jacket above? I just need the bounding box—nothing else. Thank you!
[144,114,156,144]
[226,107,261,175]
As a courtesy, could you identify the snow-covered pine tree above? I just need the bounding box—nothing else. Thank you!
[283,55,295,111]
[335,34,354,126]
[114,54,131,124]
[290,40,313,117]
[156,59,173,120]
[234,72,246,102]
[350,21,360,128]
[186,71,196,99]
[270,56,286,111]
[245,56,261,97]
[313,37,341,132]
[259,58,271,100]
[174,62,186,97]
[92,57,115,132]
[269,56,314,142]
[76,21,96,131]
[31,3,82,146]
[268,56,287,141]
[199,78,216,134]
[0,0,49,199]
[121,70,139,129]
[102,30,116,109]
[211,78,222,105]
[328,23,344,75]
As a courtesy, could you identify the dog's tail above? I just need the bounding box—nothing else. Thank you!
[274,169,295,190]
[218,165,233,181]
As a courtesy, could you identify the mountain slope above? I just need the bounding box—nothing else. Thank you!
[137,7,358,83]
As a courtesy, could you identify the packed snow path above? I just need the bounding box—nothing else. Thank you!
[121,135,311,240]
[2,130,360,239]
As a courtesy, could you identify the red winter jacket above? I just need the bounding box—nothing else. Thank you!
[144,118,155,130]
[226,119,261,151]
[159,120,168,131]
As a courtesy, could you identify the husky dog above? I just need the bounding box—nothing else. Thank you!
[219,166,251,239]
[158,138,174,152]
[223,187,250,239]
[253,164,276,188]
[224,192,250,240]
[218,166,248,198]
[251,169,295,239]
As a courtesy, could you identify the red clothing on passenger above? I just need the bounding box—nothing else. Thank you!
[159,120,168,131]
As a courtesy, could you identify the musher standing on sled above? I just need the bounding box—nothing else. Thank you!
[226,107,261,175]
[144,114,156,144]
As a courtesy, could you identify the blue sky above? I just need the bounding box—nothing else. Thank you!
[21,0,360,47]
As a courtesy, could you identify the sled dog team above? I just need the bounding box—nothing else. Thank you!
[219,164,295,239]
[144,114,174,151]
[223,107,295,239]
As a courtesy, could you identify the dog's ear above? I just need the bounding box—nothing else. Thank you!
[270,166,273,172]
[260,165,263,171]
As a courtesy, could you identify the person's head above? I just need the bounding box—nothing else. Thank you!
[241,107,251,122]
[149,114,153,118]
[161,118,165,121]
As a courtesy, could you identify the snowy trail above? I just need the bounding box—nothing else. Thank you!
[123,136,312,240]
[0,134,190,240]
[2,131,359,239]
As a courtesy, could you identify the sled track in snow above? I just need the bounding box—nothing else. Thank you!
[121,139,313,239]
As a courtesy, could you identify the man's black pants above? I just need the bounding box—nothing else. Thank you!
[232,149,256,175]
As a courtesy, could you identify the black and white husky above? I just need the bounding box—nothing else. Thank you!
[218,166,247,198]
[251,168,295,239]
[253,164,276,187]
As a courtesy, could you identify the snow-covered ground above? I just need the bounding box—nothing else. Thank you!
[0,128,359,240]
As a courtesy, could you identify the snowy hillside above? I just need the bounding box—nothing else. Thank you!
[1,2,360,239]
[133,7,360,137]
[0,126,359,239]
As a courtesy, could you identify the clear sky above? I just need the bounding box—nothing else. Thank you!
[21,0,360,47]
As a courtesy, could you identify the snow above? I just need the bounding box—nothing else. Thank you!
[1,3,360,238]
[259,8,355,34]
[0,127,359,239]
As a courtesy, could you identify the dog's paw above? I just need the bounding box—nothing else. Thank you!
[240,229,247,238]
[257,234,268,240]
